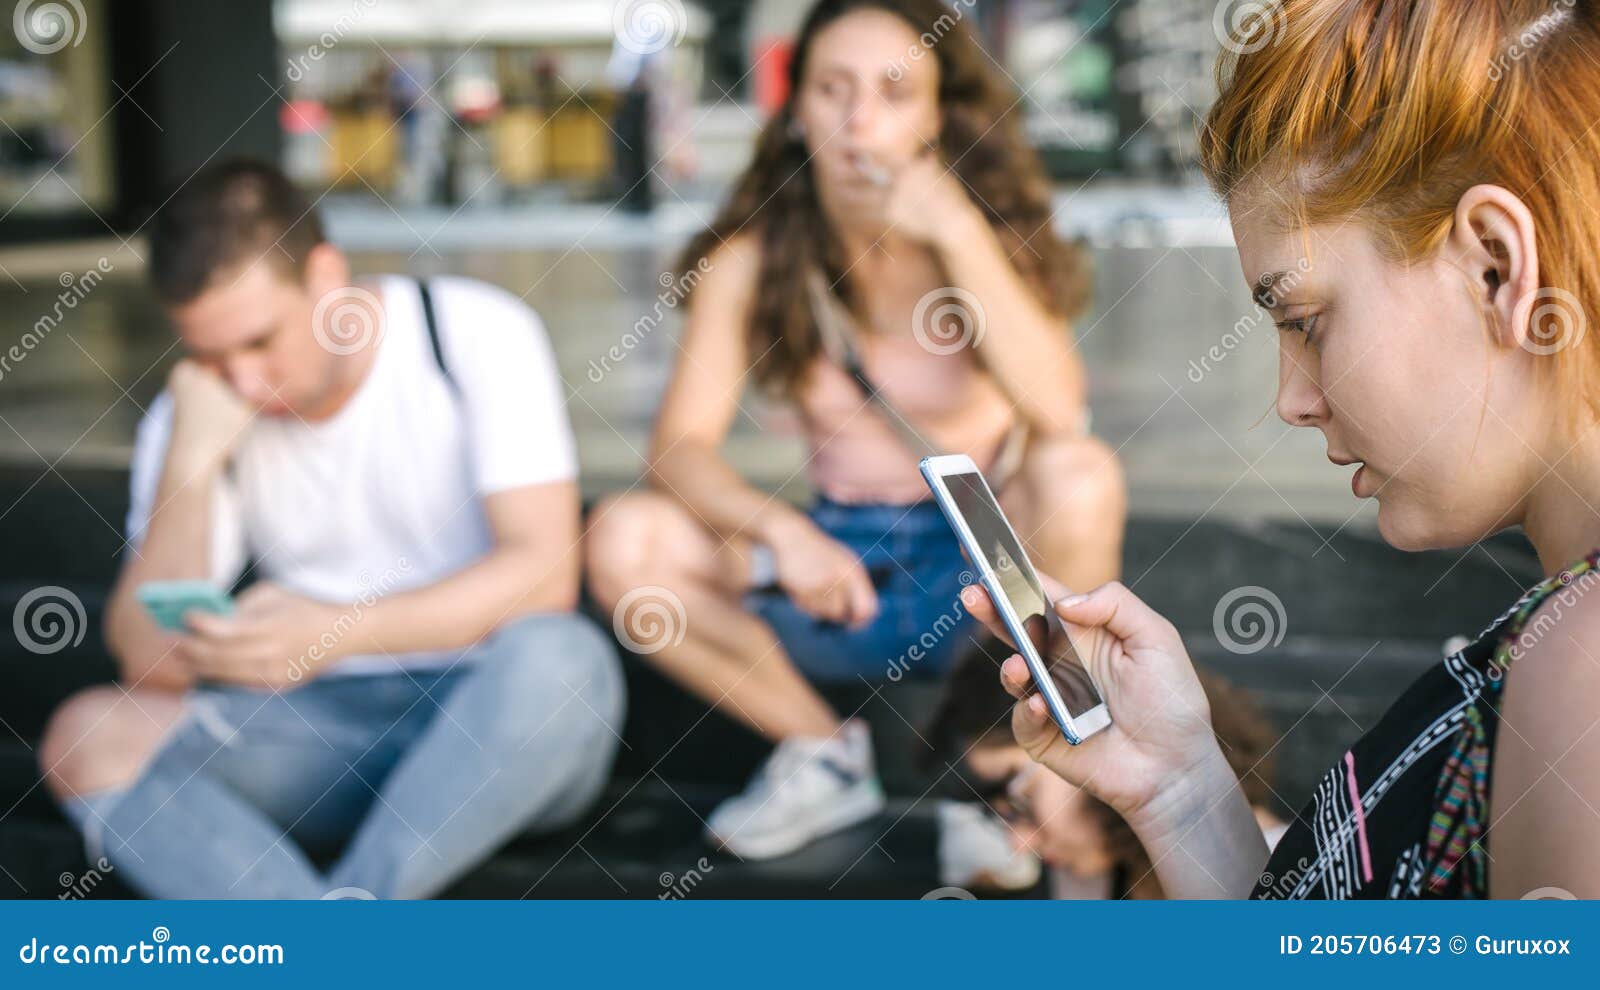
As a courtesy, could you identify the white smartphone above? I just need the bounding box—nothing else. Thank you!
[920,454,1111,744]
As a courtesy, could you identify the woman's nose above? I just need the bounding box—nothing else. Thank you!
[1274,334,1328,427]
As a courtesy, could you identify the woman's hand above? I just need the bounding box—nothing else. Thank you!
[960,579,1222,830]
[764,516,879,629]
[879,152,984,249]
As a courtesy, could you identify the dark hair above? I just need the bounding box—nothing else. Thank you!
[148,158,326,304]
[675,0,1090,397]
[925,636,1281,897]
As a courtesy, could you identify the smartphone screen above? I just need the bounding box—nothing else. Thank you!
[944,471,1103,717]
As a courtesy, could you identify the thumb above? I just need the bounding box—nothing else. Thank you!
[1054,581,1175,652]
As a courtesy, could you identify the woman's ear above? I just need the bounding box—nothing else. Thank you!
[1449,184,1540,351]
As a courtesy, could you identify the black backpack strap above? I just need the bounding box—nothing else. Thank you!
[417,279,457,393]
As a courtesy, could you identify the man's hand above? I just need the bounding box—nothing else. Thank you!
[166,360,254,476]
[179,582,349,689]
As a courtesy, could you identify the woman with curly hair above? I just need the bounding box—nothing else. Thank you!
[586,0,1125,859]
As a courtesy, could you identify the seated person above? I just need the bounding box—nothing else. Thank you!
[37,160,623,899]
[926,640,1286,898]
[585,0,1124,860]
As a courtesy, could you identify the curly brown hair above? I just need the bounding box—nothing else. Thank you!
[674,0,1090,397]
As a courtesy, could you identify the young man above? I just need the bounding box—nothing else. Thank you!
[37,159,623,898]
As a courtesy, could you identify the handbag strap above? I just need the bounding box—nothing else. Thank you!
[805,269,1032,487]
[806,269,942,462]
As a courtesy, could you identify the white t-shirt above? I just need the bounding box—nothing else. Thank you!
[126,275,577,676]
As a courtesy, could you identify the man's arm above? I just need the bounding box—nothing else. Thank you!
[340,480,581,654]
[104,363,253,690]
[179,481,581,687]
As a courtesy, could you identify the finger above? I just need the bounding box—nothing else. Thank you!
[999,653,1032,699]
[1054,581,1173,649]
[1011,692,1053,744]
[183,610,240,639]
[845,568,878,629]
[959,585,1016,649]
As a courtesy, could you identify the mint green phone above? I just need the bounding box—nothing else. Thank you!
[136,580,235,632]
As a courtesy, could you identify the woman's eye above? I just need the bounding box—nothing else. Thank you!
[1275,314,1320,340]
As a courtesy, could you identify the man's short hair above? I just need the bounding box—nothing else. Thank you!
[148,159,326,304]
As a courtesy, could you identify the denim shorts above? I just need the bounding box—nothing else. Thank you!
[744,497,982,683]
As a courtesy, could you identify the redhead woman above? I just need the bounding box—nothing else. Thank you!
[967,0,1600,898]
[585,0,1126,859]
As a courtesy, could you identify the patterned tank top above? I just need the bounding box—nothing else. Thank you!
[1253,548,1600,899]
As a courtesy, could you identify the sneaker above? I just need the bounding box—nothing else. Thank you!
[706,720,886,860]
[937,800,1042,891]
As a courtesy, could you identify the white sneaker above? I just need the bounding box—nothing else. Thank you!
[937,800,1042,891]
[706,720,886,860]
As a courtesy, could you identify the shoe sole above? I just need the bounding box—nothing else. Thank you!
[708,784,886,861]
